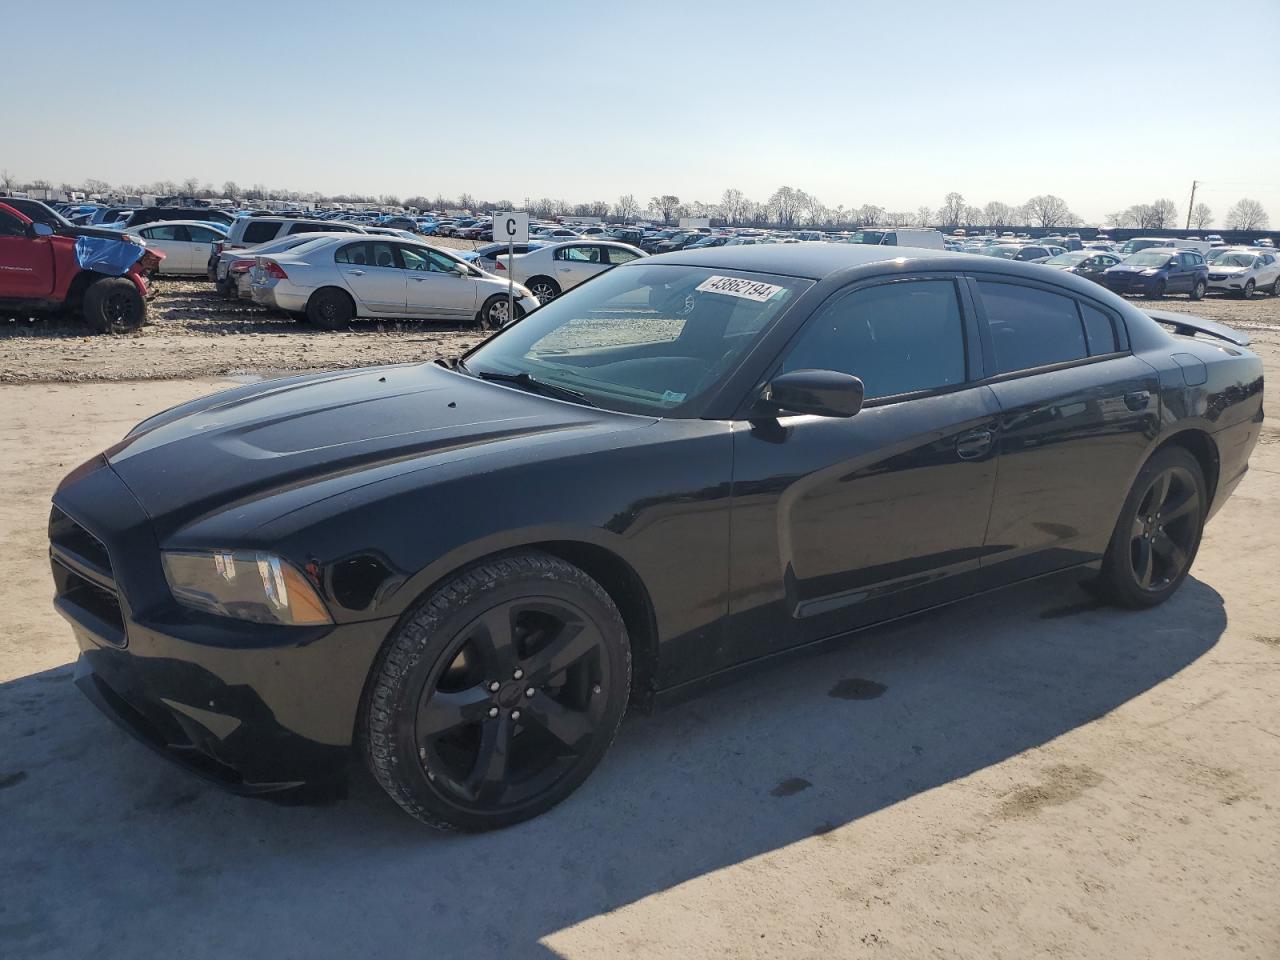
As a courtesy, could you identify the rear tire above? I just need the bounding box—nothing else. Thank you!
[1189,279,1206,301]
[362,551,630,830]
[306,288,355,330]
[82,278,145,334]
[1098,446,1206,609]
[526,276,561,304]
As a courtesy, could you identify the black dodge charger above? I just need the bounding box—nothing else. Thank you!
[50,244,1264,830]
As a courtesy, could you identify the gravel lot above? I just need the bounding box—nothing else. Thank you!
[0,274,1277,959]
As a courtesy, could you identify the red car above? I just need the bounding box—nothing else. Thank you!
[0,201,163,333]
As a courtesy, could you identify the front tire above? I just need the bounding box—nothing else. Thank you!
[1145,280,1166,300]
[82,278,145,333]
[479,294,523,330]
[1240,279,1255,300]
[306,287,355,329]
[1098,446,1206,609]
[363,551,631,830]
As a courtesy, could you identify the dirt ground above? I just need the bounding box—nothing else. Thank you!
[0,281,1278,959]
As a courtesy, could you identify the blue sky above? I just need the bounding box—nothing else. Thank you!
[4,0,1278,225]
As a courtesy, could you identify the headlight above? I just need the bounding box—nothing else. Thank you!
[162,550,331,625]
[1141,269,1160,276]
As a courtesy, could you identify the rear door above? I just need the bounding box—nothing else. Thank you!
[553,244,610,290]
[0,207,54,298]
[400,245,478,319]
[725,276,1001,668]
[971,276,1159,581]
[186,225,223,275]
[333,240,406,314]
[139,224,192,273]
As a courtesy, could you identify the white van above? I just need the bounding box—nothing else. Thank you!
[848,227,946,250]
[1120,236,1212,256]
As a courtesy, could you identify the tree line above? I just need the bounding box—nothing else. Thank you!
[0,169,1270,232]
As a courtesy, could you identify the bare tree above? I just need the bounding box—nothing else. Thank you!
[0,169,13,194]
[1149,198,1178,229]
[982,201,1014,228]
[884,211,913,227]
[614,194,640,222]
[719,188,746,225]
[82,178,112,197]
[768,186,804,228]
[855,204,885,226]
[222,180,240,200]
[1023,194,1074,228]
[938,192,966,226]
[915,205,934,227]
[650,195,681,223]
[1189,203,1213,230]
[1225,198,1269,231]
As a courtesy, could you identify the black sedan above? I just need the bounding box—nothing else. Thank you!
[51,244,1263,830]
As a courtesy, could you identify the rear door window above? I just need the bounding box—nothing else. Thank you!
[0,211,26,237]
[977,281,1087,373]
[606,247,643,265]
[143,224,188,241]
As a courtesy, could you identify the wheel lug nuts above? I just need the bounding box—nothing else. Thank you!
[525,686,536,698]
[513,668,524,680]
[511,709,521,721]
[488,681,500,693]
[592,684,602,695]
[488,706,499,718]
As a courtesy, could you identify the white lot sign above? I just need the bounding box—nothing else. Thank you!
[496,211,529,244]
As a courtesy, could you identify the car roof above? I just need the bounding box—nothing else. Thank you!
[139,219,228,230]
[647,241,976,279]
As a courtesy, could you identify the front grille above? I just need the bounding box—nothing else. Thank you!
[49,506,126,646]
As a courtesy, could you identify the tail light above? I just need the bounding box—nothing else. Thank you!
[213,241,224,255]
[263,260,289,280]
[493,260,505,271]
[230,259,254,274]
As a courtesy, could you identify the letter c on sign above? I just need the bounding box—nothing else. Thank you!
[505,217,516,238]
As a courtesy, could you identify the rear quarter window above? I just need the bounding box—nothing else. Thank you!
[242,221,281,244]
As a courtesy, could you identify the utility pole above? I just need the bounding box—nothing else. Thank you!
[1185,180,1199,230]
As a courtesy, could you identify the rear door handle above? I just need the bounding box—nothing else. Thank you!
[956,428,994,460]
[1124,390,1150,411]
[350,269,365,276]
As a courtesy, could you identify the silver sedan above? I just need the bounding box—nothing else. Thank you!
[249,236,539,328]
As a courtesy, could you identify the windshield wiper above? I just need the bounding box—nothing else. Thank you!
[470,368,596,408]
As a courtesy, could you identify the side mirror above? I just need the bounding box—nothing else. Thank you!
[761,369,865,418]
[452,262,472,277]
[30,222,54,238]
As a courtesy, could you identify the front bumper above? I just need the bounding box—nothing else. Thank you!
[51,464,395,796]
[1207,275,1246,292]
[1102,273,1157,295]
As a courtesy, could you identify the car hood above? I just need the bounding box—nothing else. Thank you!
[1105,264,1157,273]
[1208,265,1247,273]
[107,363,645,535]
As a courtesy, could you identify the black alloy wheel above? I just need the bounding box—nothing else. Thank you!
[364,552,629,830]
[1099,446,1205,608]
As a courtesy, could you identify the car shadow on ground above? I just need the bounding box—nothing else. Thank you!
[0,572,1225,959]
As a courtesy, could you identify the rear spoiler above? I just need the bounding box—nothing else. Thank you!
[1146,309,1251,347]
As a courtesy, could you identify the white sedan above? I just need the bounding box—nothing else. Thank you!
[135,220,229,275]
[1206,248,1280,298]
[249,235,539,328]
[495,240,647,302]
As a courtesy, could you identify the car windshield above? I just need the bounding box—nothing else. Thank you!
[849,231,886,244]
[1123,252,1172,267]
[462,264,811,416]
[1046,252,1089,265]
[1213,253,1257,268]
[982,245,1021,258]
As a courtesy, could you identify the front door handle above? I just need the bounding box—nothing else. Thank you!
[956,428,994,460]
[350,269,365,276]
[1124,390,1150,411]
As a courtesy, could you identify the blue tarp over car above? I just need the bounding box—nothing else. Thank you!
[74,235,146,277]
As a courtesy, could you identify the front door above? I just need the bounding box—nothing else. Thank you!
[334,240,406,315]
[0,209,54,298]
[400,245,479,320]
[723,277,1000,670]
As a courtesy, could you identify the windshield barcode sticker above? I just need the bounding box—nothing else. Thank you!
[695,275,785,302]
